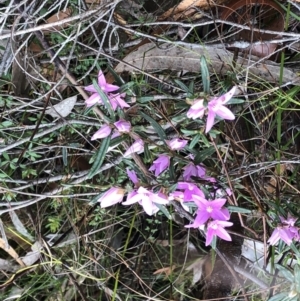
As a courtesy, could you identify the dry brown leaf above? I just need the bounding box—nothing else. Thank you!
[115,42,300,85]
[0,238,25,267]
[159,0,226,20]
[44,8,73,32]
[264,164,287,193]
[153,265,176,276]
[46,95,77,118]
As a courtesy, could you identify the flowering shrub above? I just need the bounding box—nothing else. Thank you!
[85,68,298,248]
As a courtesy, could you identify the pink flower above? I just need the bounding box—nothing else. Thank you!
[91,125,112,140]
[114,120,131,133]
[185,195,230,228]
[206,86,236,133]
[280,214,297,227]
[123,139,144,157]
[176,182,205,201]
[268,226,294,246]
[126,168,139,185]
[183,163,206,181]
[187,99,205,119]
[166,138,188,150]
[85,70,120,107]
[205,220,233,246]
[109,93,130,111]
[98,187,125,208]
[149,155,170,176]
[268,214,298,246]
[122,187,169,216]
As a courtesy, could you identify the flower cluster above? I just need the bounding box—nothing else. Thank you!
[171,183,232,246]
[98,169,169,216]
[268,214,299,246]
[85,70,234,246]
[187,86,236,133]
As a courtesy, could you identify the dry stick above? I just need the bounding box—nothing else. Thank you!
[210,138,258,237]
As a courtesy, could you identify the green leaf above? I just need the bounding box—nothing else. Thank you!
[227,206,252,214]
[194,147,215,164]
[62,147,68,167]
[3,152,9,161]
[294,264,300,292]
[139,111,167,144]
[290,242,300,258]
[275,264,294,282]
[88,137,111,179]
[200,56,210,94]
[156,204,172,219]
[226,97,245,105]
[168,157,176,181]
[189,133,201,149]
[143,143,152,163]
[174,79,191,94]
[92,78,115,120]
[267,293,289,301]
[138,96,156,103]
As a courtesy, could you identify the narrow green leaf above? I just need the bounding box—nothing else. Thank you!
[156,204,172,219]
[267,293,289,301]
[228,206,252,214]
[194,147,215,164]
[88,137,111,179]
[290,242,300,258]
[294,264,300,292]
[226,97,245,105]
[139,111,167,144]
[143,143,152,163]
[275,264,294,282]
[168,157,176,181]
[138,96,156,103]
[92,78,115,120]
[62,147,68,167]
[190,133,201,149]
[200,56,210,94]
[174,79,191,94]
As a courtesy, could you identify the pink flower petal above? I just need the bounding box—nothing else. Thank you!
[219,86,236,104]
[84,85,97,93]
[91,125,112,140]
[126,169,138,184]
[99,187,125,208]
[85,93,102,107]
[205,111,216,133]
[123,139,144,157]
[215,105,235,120]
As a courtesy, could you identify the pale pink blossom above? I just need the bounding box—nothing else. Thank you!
[122,187,169,216]
[109,93,130,111]
[114,120,131,133]
[91,125,112,140]
[187,99,205,119]
[206,86,236,133]
[268,226,294,246]
[205,220,233,246]
[183,163,206,181]
[176,182,205,201]
[185,195,230,228]
[85,70,119,107]
[268,214,298,246]
[166,138,188,150]
[123,139,144,157]
[98,187,125,208]
[126,168,139,185]
[149,155,170,176]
